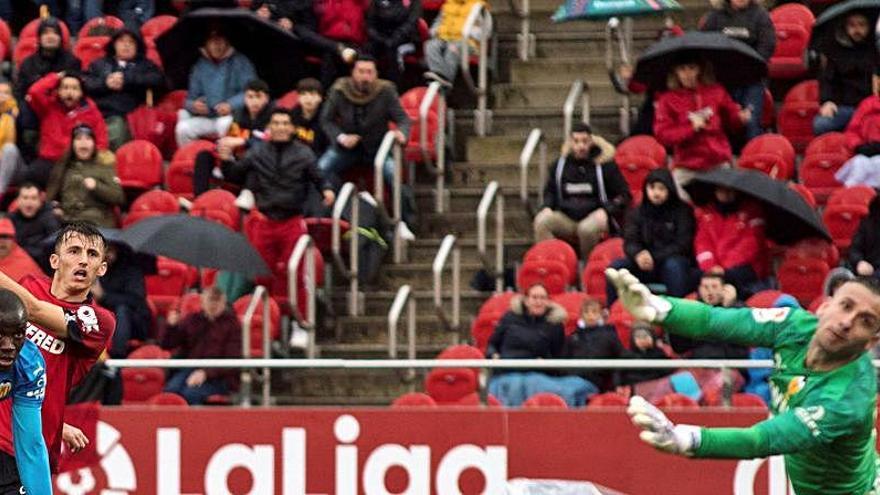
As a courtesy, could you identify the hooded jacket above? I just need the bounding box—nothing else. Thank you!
[46,149,125,228]
[561,320,625,390]
[654,83,742,171]
[701,1,776,60]
[184,47,257,114]
[367,0,422,47]
[84,29,165,118]
[14,48,81,101]
[694,198,768,277]
[320,77,412,155]
[541,144,631,222]
[849,195,880,268]
[486,296,567,365]
[817,30,877,107]
[623,169,695,264]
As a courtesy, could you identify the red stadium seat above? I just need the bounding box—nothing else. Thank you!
[391,392,437,407]
[777,256,830,306]
[158,90,188,114]
[0,19,10,60]
[190,189,240,231]
[275,90,299,110]
[767,4,814,80]
[737,134,795,180]
[304,217,350,255]
[141,15,178,43]
[800,132,848,205]
[177,291,202,318]
[73,36,111,70]
[436,344,485,380]
[78,15,124,38]
[233,294,281,358]
[788,183,817,209]
[777,80,819,152]
[145,257,192,316]
[12,38,38,67]
[731,393,768,409]
[517,259,569,295]
[423,0,445,11]
[471,292,516,353]
[523,392,568,408]
[614,136,666,203]
[808,295,826,313]
[123,190,179,227]
[400,86,441,164]
[166,140,216,199]
[146,392,188,406]
[20,17,71,47]
[827,185,876,207]
[582,237,624,305]
[115,140,163,190]
[785,238,839,267]
[823,203,869,251]
[524,239,578,285]
[425,368,477,404]
[128,344,171,359]
[551,291,590,335]
[745,290,785,308]
[761,88,775,130]
[653,393,700,409]
[587,392,629,408]
[476,291,517,317]
[121,368,165,403]
[608,300,635,349]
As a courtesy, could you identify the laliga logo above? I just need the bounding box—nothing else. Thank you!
[54,421,137,495]
[734,456,795,495]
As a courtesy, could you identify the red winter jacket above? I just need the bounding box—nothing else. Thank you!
[654,83,742,171]
[844,95,880,151]
[27,72,108,162]
[315,0,369,45]
[694,201,768,278]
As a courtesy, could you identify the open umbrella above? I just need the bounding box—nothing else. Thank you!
[684,168,830,245]
[811,0,880,52]
[552,0,681,22]
[120,214,269,277]
[633,31,767,90]
[155,8,306,96]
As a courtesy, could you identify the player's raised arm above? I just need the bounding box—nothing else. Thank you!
[606,268,788,348]
[0,270,68,337]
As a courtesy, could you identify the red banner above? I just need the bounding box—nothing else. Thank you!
[50,407,795,494]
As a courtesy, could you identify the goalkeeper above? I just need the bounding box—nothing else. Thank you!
[607,267,880,495]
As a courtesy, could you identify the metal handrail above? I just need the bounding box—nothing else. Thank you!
[606,18,634,136]
[519,128,546,216]
[419,82,448,213]
[432,234,461,331]
[563,79,591,138]
[288,235,317,358]
[506,0,533,61]
[388,285,417,361]
[374,130,406,263]
[461,3,493,136]
[477,181,504,292]
[332,182,360,316]
[239,285,271,407]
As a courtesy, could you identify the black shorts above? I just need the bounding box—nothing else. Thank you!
[0,451,23,495]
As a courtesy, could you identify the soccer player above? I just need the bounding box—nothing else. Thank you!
[0,222,114,476]
[607,267,880,495]
[0,290,50,494]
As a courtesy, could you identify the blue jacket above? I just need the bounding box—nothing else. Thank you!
[184,50,257,115]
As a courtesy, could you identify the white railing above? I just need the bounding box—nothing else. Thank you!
[374,130,407,263]
[461,2,493,136]
[388,285,417,361]
[288,235,318,359]
[606,18,635,136]
[419,82,448,213]
[332,182,360,316]
[239,285,271,407]
[477,181,505,292]
[563,79,591,138]
[433,235,461,331]
[507,0,534,61]
[519,128,546,216]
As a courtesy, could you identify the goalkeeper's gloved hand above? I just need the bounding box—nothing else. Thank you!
[605,268,672,323]
[627,396,701,456]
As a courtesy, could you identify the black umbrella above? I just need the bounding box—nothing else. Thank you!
[633,31,768,90]
[684,168,830,245]
[120,214,269,277]
[155,8,306,96]
[811,0,880,52]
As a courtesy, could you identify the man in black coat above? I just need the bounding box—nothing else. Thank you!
[92,243,152,358]
[365,0,422,85]
[533,122,631,259]
[561,297,625,391]
[9,182,59,274]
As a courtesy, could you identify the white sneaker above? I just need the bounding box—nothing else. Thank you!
[235,189,255,210]
[398,221,416,241]
[178,197,193,210]
[289,325,310,350]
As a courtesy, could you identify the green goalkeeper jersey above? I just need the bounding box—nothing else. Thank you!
[662,298,878,495]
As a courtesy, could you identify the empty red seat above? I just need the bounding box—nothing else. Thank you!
[158,89,188,114]
[115,140,163,190]
[827,185,876,207]
[777,256,830,305]
[824,204,869,251]
[614,135,666,203]
[73,36,111,70]
[145,257,192,316]
[471,292,516,353]
[800,132,849,205]
[524,239,578,285]
[587,392,629,408]
[400,86,441,164]
[582,237,624,306]
[551,291,589,335]
[78,15,124,38]
[123,190,179,227]
[737,134,795,180]
[653,393,700,409]
[785,238,839,267]
[121,368,165,404]
[789,182,817,209]
[777,80,819,152]
[391,392,437,407]
[166,140,216,199]
[523,392,568,408]
[425,368,477,404]
[0,19,10,60]
[608,300,635,349]
[233,294,281,358]
[146,392,188,406]
[767,4,814,80]
[703,390,768,409]
[745,289,785,308]
[275,90,299,110]
[190,189,240,231]
[140,15,177,43]
[517,259,569,295]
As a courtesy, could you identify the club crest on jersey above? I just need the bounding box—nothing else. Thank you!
[0,381,12,400]
[786,376,807,401]
[73,306,100,335]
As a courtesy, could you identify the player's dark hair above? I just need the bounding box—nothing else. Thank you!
[53,221,106,254]
[847,276,880,298]
[0,290,27,332]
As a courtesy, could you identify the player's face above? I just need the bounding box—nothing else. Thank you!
[0,321,26,370]
[814,282,880,357]
[50,234,107,294]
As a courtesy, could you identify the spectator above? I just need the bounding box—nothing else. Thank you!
[487,283,596,406]
[281,0,359,88]
[64,0,100,34]
[192,79,274,198]
[607,169,695,305]
[654,56,748,194]
[45,124,124,228]
[533,122,630,259]
[175,30,257,147]
[0,79,19,198]
[701,0,775,140]
[26,72,108,188]
[620,323,672,387]
[0,218,42,283]
[315,0,370,88]
[292,78,330,156]
[318,56,416,229]
[84,28,165,150]
[366,0,422,86]
[9,182,60,269]
[161,286,241,405]
[814,12,878,136]
[118,0,155,28]
[849,194,880,280]
[91,242,151,359]
[220,108,335,287]
[561,297,625,392]
[669,272,749,359]
[694,186,768,297]
[423,0,485,87]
